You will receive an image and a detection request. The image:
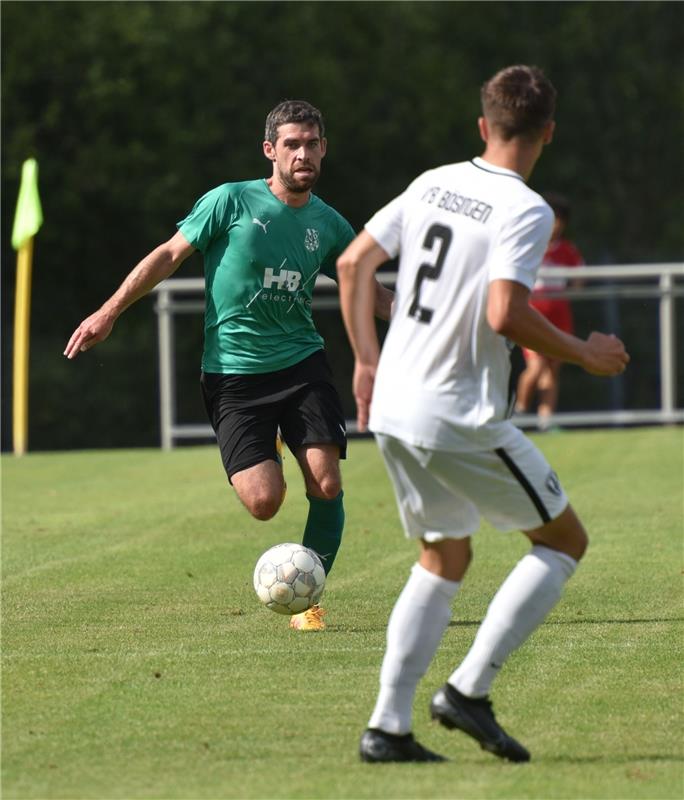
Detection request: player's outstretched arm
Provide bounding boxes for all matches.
[487,279,629,377]
[64,231,195,359]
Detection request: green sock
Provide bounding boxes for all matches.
[301,491,345,576]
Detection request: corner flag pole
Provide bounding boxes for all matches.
[11,158,43,456]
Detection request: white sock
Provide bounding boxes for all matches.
[368,562,460,735]
[450,545,577,698]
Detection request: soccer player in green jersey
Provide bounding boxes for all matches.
[64,100,393,631]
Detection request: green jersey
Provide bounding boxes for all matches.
[177,179,355,374]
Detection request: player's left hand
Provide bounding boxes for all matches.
[581,332,630,376]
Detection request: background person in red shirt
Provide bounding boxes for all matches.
[515,193,584,428]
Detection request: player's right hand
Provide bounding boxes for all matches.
[582,332,630,376]
[353,362,376,433]
[63,310,115,359]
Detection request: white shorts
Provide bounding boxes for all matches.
[375,430,568,542]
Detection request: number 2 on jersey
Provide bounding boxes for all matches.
[408,223,452,324]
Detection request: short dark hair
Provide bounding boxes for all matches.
[264,100,325,144]
[481,65,556,141]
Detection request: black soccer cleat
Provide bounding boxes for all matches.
[430,683,531,763]
[359,728,447,763]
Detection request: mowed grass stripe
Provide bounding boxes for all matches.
[2,427,682,799]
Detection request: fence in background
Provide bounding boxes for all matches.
[153,264,683,449]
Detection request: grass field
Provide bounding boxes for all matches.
[2,427,683,800]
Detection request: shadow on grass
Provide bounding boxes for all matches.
[323,616,683,634]
[539,753,683,764]
[327,617,684,636]
[448,616,684,628]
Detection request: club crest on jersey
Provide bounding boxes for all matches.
[304,228,319,252]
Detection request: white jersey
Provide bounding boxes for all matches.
[366,157,554,452]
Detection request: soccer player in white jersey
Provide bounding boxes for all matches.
[337,65,629,762]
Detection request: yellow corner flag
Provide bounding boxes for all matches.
[12,158,43,455]
[12,158,43,249]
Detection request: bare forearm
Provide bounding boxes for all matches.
[339,262,380,364]
[101,243,182,321]
[487,279,629,376]
[338,231,391,363]
[64,232,193,359]
[503,305,585,365]
[373,280,394,322]
[338,232,392,431]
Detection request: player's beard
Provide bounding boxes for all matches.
[278,163,319,193]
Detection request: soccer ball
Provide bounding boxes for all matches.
[253,543,326,615]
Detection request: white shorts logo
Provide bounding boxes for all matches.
[545,470,562,496]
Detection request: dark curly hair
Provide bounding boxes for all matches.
[264,100,325,144]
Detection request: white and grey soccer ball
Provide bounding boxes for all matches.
[253,542,326,615]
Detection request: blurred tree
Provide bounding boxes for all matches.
[2,1,682,450]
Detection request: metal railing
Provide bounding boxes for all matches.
[153,264,683,449]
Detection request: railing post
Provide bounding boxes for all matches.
[156,287,176,450]
[659,273,675,417]
[152,266,683,444]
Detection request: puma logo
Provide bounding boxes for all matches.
[252,217,271,234]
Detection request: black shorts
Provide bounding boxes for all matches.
[201,349,347,481]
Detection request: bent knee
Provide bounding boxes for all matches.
[249,501,280,521]
[307,475,342,501]
[236,487,285,521]
[526,505,589,562]
[563,509,589,561]
[246,497,281,521]
[574,526,589,560]
[420,537,472,582]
